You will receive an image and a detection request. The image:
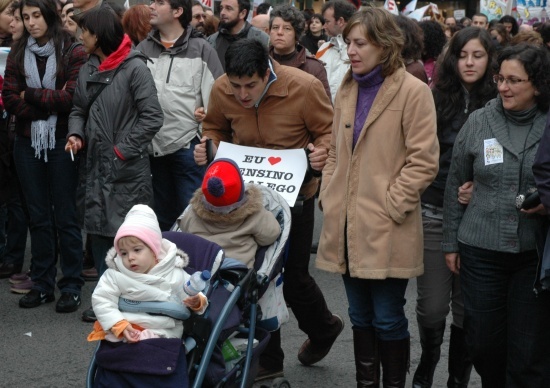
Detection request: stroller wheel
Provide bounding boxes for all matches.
[271,377,291,388]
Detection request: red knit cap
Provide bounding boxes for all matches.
[202,158,245,211]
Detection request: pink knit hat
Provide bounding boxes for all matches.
[114,204,162,258]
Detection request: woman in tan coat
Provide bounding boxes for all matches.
[316,9,439,388]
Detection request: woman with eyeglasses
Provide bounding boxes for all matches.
[442,43,550,386]
[413,27,497,388]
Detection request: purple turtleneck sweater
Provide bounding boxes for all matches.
[352,65,384,148]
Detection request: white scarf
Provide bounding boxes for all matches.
[24,36,58,161]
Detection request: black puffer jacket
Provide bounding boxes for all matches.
[68,50,163,236]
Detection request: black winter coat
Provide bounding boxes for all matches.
[68,50,163,236]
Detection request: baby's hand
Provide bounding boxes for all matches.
[184,294,202,310]
[123,326,141,343]
[184,292,208,314]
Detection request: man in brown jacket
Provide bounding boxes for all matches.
[194,39,343,381]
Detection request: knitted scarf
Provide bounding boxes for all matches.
[24,37,57,161]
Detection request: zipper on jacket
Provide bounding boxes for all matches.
[166,56,174,83]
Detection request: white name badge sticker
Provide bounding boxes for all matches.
[484,138,504,166]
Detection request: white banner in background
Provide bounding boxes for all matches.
[516,0,549,25]
[480,0,515,21]
[402,0,417,15]
[384,0,400,15]
[215,142,308,207]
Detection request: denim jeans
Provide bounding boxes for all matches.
[343,274,409,341]
[14,136,83,295]
[150,137,205,231]
[459,243,550,387]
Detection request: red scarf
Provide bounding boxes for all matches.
[98,34,132,72]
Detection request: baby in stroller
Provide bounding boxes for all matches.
[179,158,281,268]
[86,163,291,387]
[178,158,292,386]
[88,204,207,343]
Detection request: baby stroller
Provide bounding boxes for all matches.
[175,184,292,387]
[86,186,291,388]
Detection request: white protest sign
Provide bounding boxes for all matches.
[215,142,308,207]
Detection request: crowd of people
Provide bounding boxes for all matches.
[1,0,550,386]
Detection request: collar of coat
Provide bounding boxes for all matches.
[87,49,146,75]
[483,96,546,157]
[338,67,414,150]
[222,59,286,104]
[146,25,201,54]
[328,35,346,51]
[269,44,316,69]
[189,183,265,224]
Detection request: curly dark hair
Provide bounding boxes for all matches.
[394,15,423,61]
[419,20,446,60]
[434,27,497,124]
[498,15,519,36]
[269,4,305,40]
[498,44,550,111]
[499,15,519,36]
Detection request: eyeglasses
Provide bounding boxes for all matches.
[493,75,530,86]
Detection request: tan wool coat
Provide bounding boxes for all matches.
[316,68,439,279]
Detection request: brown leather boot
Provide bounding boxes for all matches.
[353,327,380,387]
[379,337,410,388]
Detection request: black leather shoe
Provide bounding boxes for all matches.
[0,262,23,279]
[56,292,81,313]
[81,306,97,322]
[19,289,55,308]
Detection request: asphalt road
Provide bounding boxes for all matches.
[0,205,481,388]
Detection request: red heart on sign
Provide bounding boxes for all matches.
[268,157,282,165]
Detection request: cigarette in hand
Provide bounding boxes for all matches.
[70,147,74,162]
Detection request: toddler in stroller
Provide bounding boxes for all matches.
[178,158,292,384]
[88,204,207,344]
[179,158,282,269]
[86,205,210,387]
[86,160,291,387]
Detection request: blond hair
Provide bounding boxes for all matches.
[343,8,404,79]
